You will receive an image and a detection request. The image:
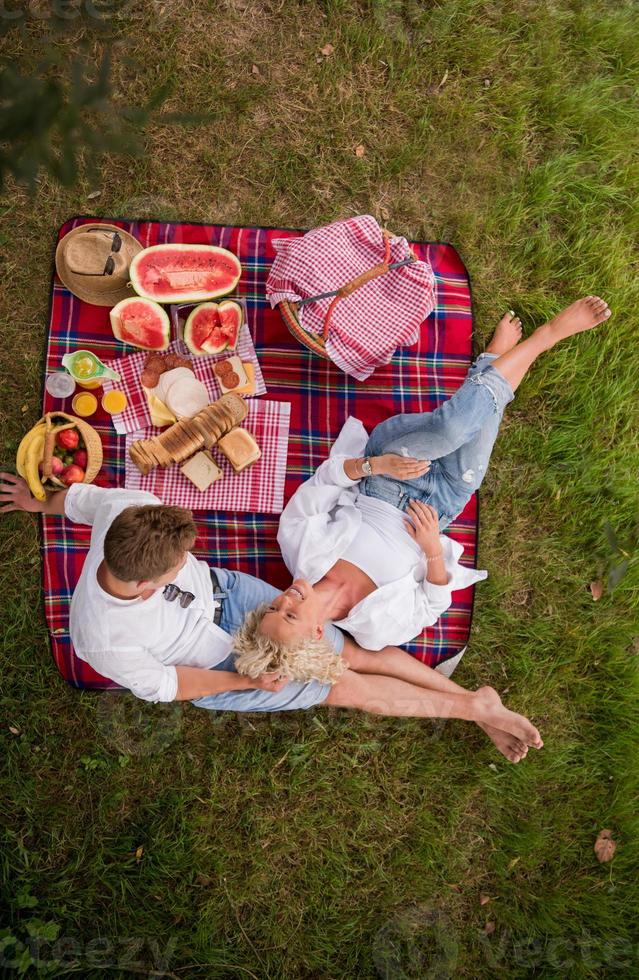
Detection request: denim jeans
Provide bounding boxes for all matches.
[360,354,514,529]
[190,567,342,712]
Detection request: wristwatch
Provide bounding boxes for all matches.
[361,457,373,477]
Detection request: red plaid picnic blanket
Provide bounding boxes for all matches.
[102,328,266,435]
[124,399,290,513]
[42,217,478,690]
[267,215,436,380]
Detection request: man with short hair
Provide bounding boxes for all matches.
[1,475,542,763]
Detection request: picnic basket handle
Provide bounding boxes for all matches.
[322,232,393,339]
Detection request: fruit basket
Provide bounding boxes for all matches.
[16,411,103,500]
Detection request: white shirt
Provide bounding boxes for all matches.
[277,417,486,649]
[342,494,424,586]
[66,484,233,702]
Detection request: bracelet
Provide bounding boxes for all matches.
[425,552,443,562]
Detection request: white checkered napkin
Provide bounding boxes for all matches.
[102,326,266,435]
[124,399,291,514]
[267,214,436,381]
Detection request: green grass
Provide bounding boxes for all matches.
[1,1,639,976]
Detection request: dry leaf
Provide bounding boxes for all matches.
[320,43,334,57]
[21,403,29,413]
[446,883,461,892]
[355,144,365,158]
[135,845,144,863]
[594,829,616,863]
[9,725,20,735]
[483,78,491,88]
[439,69,449,88]
[196,873,213,886]
[590,580,604,601]
[507,857,520,870]
[484,921,496,935]
[87,190,102,200]
[479,894,491,906]
[251,64,260,76]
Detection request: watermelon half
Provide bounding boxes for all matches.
[129,244,242,303]
[110,297,170,350]
[184,300,243,356]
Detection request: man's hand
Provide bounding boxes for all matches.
[372,454,431,481]
[252,670,290,693]
[403,499,441,556]
[0,472,43,514]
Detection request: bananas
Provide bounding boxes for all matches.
[16,421,46,479]
[15,420,48,501]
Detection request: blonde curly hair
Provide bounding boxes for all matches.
[233,602,347,685]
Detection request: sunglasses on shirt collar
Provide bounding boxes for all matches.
[163,583,195,608]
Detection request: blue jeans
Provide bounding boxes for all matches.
[191,568,343,713]
[360,355,514,529]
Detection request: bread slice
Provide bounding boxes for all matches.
[216,427,261,473]
[218,392,247,425]
[180,451,223,492]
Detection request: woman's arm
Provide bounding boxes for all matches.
[403,499,448,585]
[343,455,431,482]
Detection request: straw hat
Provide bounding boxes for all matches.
[55,223,143,307]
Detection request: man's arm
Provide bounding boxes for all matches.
[174,666,287,701]
[0,473,68,516]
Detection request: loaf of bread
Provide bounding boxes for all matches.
[129,392,247,476]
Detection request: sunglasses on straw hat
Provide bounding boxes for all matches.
[55,222,143,307]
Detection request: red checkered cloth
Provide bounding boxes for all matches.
[101,329,266,435]
[42,217,478,690]
[125,399,290,513]
[267,214,436,380]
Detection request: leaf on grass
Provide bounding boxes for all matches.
[507,857,520,870]
[594,829,616,863]
[483,77,491,88]
[196,873,213,886]
[135,845,144,863]
[590,580,603,601]
[484,921,496,935]
[439,69,449,88]
[21,403,29,413]
[251,65,260,76]
[479,894,491,906]
[355,144,365,157]
[320,43,335,57]
[87,190,101,200]
[9,725,20,735]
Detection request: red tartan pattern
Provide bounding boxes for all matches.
[41,218,478,690]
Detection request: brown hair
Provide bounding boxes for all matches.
[103,504,196,582]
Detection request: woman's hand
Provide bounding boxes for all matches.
[372,454,431,481]
[0,473,43,514]
[403,499,441,556]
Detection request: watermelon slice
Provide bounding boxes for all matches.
[184,300,243,356]
[129,244,242,303]
[217,301,242,352]
[110,297,170,350]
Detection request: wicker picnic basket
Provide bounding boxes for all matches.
[277,230,416,359]
[40,411,103,483]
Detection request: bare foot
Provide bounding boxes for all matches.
[474,686,543,749]
[485,310,523,355]
[543,295,611,344]
[478,722,529,763]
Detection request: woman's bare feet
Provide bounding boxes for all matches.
[477,722,529,763]
[542,295,611,345]
[485,310,523,355]
[474,686,543,749]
